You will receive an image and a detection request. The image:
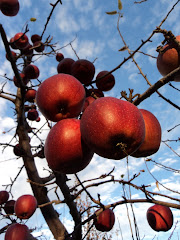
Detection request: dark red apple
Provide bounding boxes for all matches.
[44,118,94,174]
[131,109,161,157]
[33,41,45,53]
[56,52,64,62]
[13,32,29,49]
[96,71,115,91]
[57,58,75,74]
[31,34,41,43]
[27,109,39,121]
[25,89,37,103]
[80,97,145,160]
[6,51,17,61]
[86,88,104,98]
[94,209,115,232]
[36,73,86,122]
[71,59,95,85]
[4,200,15,214]
[24,64,40,79]
[82,96,96,112]
[13,144,24,156]
[5,223,29,240]
[36,116,40,122]
[0,190,9,205]
[14,194,37,219]
[21,43,33,56]
[9,37,18,49]
[0,0,19,17]
[13,73,29,87]
[147,204,173,232]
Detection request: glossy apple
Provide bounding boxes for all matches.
[25,89,36,103]
[36,73,86,122]
[44,118,94,174]
[4,200,16,214]
[13,73,29,87]
[0,0,19,16]
[71,59,95,85]
[96,71,115,91]
[94,209,115,232]
[0,190,9,205]
[131,109,161,157]
[56,52,64,62]
[24,64,40,79]
[80,97,145,160]
[27,109,39,121]
[157,35,180,82]
[13,32,29,49]
[147,204,173,232]
[14,194,37,219]
[5,223,29,240]
[57,58,75,74]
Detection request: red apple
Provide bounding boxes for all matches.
[71,59,95,85]
[0,0,19,17]
[157,35,180,82]
[82,96,96,112]
[6,51,17,61]
[36,116,40,122]
[131,109,161,157]
[27,109,39,121]
[57,58,75,74]
[31,34,41,43]
[14,194,37,219]
[94,209,115,232]
[13,32,29,49]
[25,89,37,103]
[36,73,86,122]
[13,73,29,87]
[33,41,45,53]
[24,64,40,79]
[87,88,104,98]
[21,43,33,56]
[96,71,115,91]
[4,200,16,214]
[0,190,9,205]
[56,52,64,62]
[147,204,173,232]
[5,223,29,240]
[9,37,18,49]
[80,97,145,160]
[44,118,94,174]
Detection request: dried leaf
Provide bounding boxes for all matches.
[156,181,160,191]
[30,18,36,22]
[118,0,123,10]
[118,46,128,52]
[106,11,117,15]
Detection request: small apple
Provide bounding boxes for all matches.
[71,59,95,85]
[80,97,145,160]
[31,34,41,43]
[0,0,19,17]
[36,116,41,122]
[0,190,9,205]
[5,223,29,240]
[87,88,104,98]
[56,52,64,62]
[82,96,96,112]
[33,41,45,53]
[96,71,115,91]
[44,118,94,174]
[27,109,39,121]
[13,73,29,87]
[147,204,173,232]
[13,32,29,49]
[57,58,75,74]
[14,194,37,219]
[21,43,33,56]
[13,144,24,157]
[24,64,40,79]
[94,209,115,232]
[6,51,17,61]
[4,200,16,214]
[25,89,37,103]
[36,73,86,122]
[131,109,161,158]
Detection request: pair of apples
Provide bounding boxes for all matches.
[35,73,162,174]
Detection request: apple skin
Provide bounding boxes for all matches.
[33,41,45,53]
[14,194,37,219]
[4,200,16,214]
[44,118,94,174]
[13,32,29,49]
[31,34,41,43]
[131,109,161,158]
[13,144,24,156]
[5,223,29,240]
[82,96,96,112]
[71,59,95,85]
[21,43,33,56]
[27,109,39,121]
[86,88,104,98]
[6,51,17,61]
[94,209,115,232]
[13,73,29,87]
[0,0,19,17]
[56,52,64,62]
[36,73,86,122]
[96,71,115,91]
[25,89,37,103]
[0,190,9,205]
[157,35,180,82]
[57,58,75,74]
[24,64,40,79]
[147,204,173,232]
[80,97,145,160]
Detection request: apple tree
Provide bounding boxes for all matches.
[0,0,180,239]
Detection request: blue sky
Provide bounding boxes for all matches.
[0,0,180,239]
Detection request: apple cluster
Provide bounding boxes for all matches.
[0,0,19,17]
[0,190,38,239]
